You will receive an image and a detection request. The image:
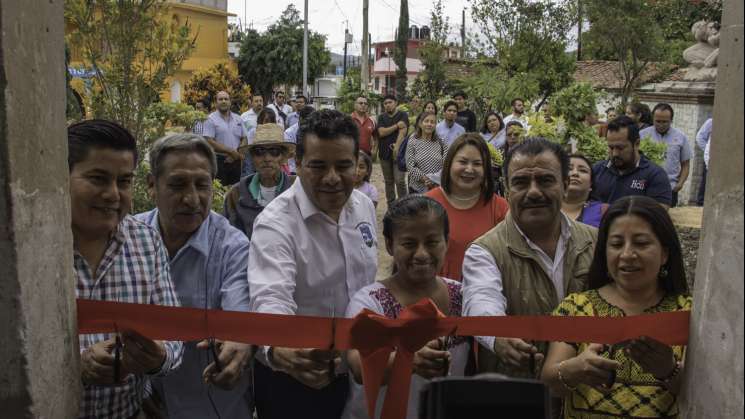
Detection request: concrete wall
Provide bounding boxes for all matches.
[0,0,80,416]
[679,0,744,416]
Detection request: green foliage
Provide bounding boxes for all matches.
[65,0,196,140]
[237,5,331,100]
[572,124,608,163]
[487,144,504,167]
[582,0,667,106]
[640,136,668,166]
[469,0,576,103]
[394,0,410,101]
[132,161,230,215]
[551,83,603,125]
[526,114,566,143]
[140,102,206,149]
[458,65,540,122]
[336,68,381,114]
[183,63,252,113]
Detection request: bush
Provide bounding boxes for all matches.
[183,63,251,113]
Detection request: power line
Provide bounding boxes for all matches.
[377,0,425,27]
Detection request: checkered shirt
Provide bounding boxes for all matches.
[75,215,183,419]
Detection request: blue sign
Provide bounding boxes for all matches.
[68,66,97,79]
[335,65,344,76]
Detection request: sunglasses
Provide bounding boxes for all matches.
[251,147,283,157]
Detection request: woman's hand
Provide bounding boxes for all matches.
[562,343,620,390]
[625,336,676,380]
[413,339,450,379]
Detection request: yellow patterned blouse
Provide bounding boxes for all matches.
[553,289,692,419]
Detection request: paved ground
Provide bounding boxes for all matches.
[369,162,393,281]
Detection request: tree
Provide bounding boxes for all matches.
[394,0,410,101]
[469,0,576,108]
[65,0,195,140]
[237,5,331,100]
[183,63,252,113]
[582,0,723,67]
[336,68,381,114]
[411,0,450,100]
[583,0,666,107]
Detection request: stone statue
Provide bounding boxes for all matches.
[683,20,720,81]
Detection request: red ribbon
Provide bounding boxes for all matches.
[77,298,690,419]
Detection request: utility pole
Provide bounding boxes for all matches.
[344,28,349,79]
[461,8,466,57]
[361,0,369,92]
[577,0,583,61]
[302,0,309,99]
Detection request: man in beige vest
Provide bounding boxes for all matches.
[462,138,597,378]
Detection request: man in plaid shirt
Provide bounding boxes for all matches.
[68,120,184,419]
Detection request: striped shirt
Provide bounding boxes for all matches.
[75,215,183,419]
[405,135,448,193]
[192,119,205,136]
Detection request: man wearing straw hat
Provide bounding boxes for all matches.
[225,124,297,239]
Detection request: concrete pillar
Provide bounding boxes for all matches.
[679,0,744,417]
[0,1,80,417]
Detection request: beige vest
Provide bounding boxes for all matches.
[474,213,597,377]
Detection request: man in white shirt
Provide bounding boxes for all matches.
[462,138,596,378]
[203,91,248,186]
[435,100,466,146]
[248,109,378,419]
[240,93,264,133]
[503,97,530,132]
[266,91,293,128]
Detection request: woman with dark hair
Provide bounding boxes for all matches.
[541,195,690,418]
[354,151,379,207]
[426,133,509,281]
[625,102,652,131]
[405,111,448,193]
[480,111,506,150]
[562,154,607,228]
[343,195,468,419]
[423,100,438,117]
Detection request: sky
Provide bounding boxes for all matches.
[227,0,472,55]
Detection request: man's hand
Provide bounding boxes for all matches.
[120,330,166,376]
[271,347,341,390]
[413,339,450,379]
[197,340,254,390]
[494,338,544,370]
[226,150,242,163]
[396,121,407,131]
[673,184,683,193]
[81,338,119,385]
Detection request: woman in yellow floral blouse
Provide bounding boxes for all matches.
[541,196,691,418]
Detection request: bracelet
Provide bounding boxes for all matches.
[557,360,577,391]
[657,361,682,386]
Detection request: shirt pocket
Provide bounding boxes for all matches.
[232,123,244,138]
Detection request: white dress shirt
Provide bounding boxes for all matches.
[462,215,571,351]
[247,180,379,363]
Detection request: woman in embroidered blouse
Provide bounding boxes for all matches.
[562,154,607,228]
[405,111,448,193]
[541,196,691,419]
[343,195,468,419]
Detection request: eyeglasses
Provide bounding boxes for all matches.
[251,147,283,157]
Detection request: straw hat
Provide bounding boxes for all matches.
[238,124,295,156]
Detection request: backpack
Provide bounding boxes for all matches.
[396,135,411,172]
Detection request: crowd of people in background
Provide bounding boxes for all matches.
[70,86,713,418]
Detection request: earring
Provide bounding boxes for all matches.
[658,266,669,279]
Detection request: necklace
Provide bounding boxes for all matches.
[448,191,481,201]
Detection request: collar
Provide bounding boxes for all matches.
[249,172,286,201]
[605,154,647,174]
[146,208,211,256]
[294,180,359,222]
[352,112,370,123]
[510,212,571,253]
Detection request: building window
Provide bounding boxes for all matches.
[375,77,380,91]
